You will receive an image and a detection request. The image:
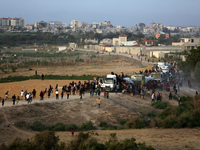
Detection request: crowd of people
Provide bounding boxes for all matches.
[0,60,199,107]
[0,80,111,106]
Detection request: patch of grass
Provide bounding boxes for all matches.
[0,74,104,83]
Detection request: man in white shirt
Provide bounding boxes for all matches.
[56,90,59,99]
[20,90,24,100]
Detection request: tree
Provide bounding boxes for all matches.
[194,62,200,81]
[57,26,63,33]
[186,47,200,69]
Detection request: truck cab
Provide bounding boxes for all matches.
[102,74,117,91]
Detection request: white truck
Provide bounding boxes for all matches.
[153,62,169,73]
[102,74,117,91]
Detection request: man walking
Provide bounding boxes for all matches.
[56,90,59,99]
[20,90,24,100]
[12,94,16,105]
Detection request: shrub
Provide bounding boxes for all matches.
[34,131,60,150]
[53,122,66,131]
[65,124,78,131]
[179,112,191,127]
[189,109,200,127]
[151,101,169,109]
[162,115,181,128]
[158,106,176,119]
[119,119,127,125]
[1,131,155,150]
[176,101,191,115]
[147,112,157,119]
[172,95,178,100]
[11,66,16,72]
[134,118,149,129]
[99,121,118,130]
[126,117,149,129]
[102,125,117,130]
[31,121,45,131]
[181,96,189,102]
[99,121,108,127]
[79,121,95,131]
[150,118,163,128]
[105,133,155,150]
[0,131,63,150]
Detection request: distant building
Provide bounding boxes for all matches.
[71,20,81,29]
[81,22,90,29]
[150,23,162,34]
[102,21,111,26]
[180,38,200,50]
[84,38,98,44]
[34,21,48,29]
[0,17,26,27]
[100,38,113,45]
[191,27,200,33]
[141,39,154,46]
[119,34,127,43]
[91,22,100,29]
[113,34,127,46]
[113,34,138,46]
[156,31,169,39]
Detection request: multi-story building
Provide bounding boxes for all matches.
[113,34,127,46]
[34,21,48,29]
[180,38,200,50]
[71,20,81,28]
[0,18,26,27]
[150,23,162,34]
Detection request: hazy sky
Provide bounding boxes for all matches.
[1,0,200,26]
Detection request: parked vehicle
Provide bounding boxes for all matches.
[102,74,117,91]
